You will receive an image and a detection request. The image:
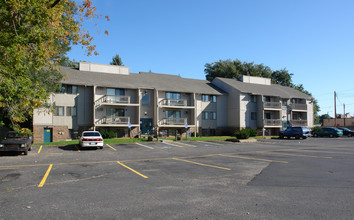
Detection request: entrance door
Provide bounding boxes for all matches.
[140,118,153,135]
[43,128,52,143]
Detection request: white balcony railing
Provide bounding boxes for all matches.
[96,116,130,125]
[160,118,187,125]
[289,103,307,110]
[160,99,187,107]
[264,119,282,126]
[96,95,131,104]
[263,102,281,109]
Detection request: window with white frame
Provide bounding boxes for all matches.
[66,106,77,116]
[107,88,125,96]
[210,112,217,120]
[202,111,209,120]
[210,95,216,103]
[165,92,181,99]
[202,94,209,102]
[55,106,64,116]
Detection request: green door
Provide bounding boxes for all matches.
[43,128,52,143]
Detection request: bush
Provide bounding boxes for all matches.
[311,126,321,133]
[100,129,116,139]
[245,128,258,137]
[235,129,250,139]
[192,132,200,137]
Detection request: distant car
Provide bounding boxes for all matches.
[312,127,343,137]
[337,127,354,137]
[79,131,104,149]
[279,126,312,139]
[0,131,32,155]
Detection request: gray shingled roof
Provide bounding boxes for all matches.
[60,67,225,95]
[215,77,312,99]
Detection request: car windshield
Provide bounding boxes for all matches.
[83,132,101,137]
[340,128,350,131]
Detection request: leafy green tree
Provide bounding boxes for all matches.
[110,54,123,66]
[319,114,331,124]
[0,0,109,129]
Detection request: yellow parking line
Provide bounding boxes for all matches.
[172,158,231,170]
[117,161,148,178]
[136,143,154,149]
[106,144,117,151]
[74,145,81,152]
[38,164,53,187]
[38,145,43,154]
[219,154,288,163]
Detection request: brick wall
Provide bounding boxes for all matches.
[33,125,68,143]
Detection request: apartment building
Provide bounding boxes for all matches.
[212,76,314,136]
[33,62,314,142]
[33,62,227,143]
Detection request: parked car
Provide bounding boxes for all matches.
[279,126,312,139]
[0,131,32,155]
[337,127,354,137]
[79,131,104,149]
[312,127,343,137]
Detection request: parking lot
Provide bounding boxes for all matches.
[1,137,354,219]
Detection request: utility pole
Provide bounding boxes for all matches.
[334,91,336,127]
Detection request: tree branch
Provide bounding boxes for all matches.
[50,0,61,8]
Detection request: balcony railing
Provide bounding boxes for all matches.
[263,102,281,109]
[160,99,187,107]
[289,103,307,110]
[96,116,130,125]
[96,95,131,104]
[264,119,282,126]
[291,120,308,126]
[160,117,187,125]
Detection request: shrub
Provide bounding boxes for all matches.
[100,129,116,139]
[245,128,258,137]
[235,129,250,139]
[192,132,200,137]
[311,126,321,133]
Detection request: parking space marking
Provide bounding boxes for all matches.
[173,142,197,148]
[38,145,43,154]
[247,151,332,159]
[117,161,148,178]
[172,158,231,170]
[74,145,81,152]
[285,149,354,155]
[163,142,185,148]
[219,154,288,163]
[106,144,117,151]
[38,164,53,187]
[197,141,223,146]
[135,143,154,149]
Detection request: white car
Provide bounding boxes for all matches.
[79,131,104,149]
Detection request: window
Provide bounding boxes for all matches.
[210,112,217,120]
[202,111,209,120]
[55,106,64,116]
[66,106,77,116]
[251,112,257,120]
[142,93,150,106]
[165,110,181,118]
[251,95,257,103]
[202,94,209,102]
[210,95,217,103]
[107,88,125,96]
[264,96,271,102]
[210,129,216,136]
[60,85,78,94]
[166,92,181,99]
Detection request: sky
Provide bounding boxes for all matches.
[67,0,354,117]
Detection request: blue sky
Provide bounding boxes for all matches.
[68,0,354,116]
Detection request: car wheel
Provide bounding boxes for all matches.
[24,148,28,155]
[329,134,334,138]
[100,146,103,149]
[302,136,307,139]
[313,133,318,137]
[348,133,352,137]
[28,145,32,151]
[279,134,284,139]
[295,134,300,139]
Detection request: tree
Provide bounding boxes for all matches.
[204,59,320,118]
[319,114,331,124]
[110,54,123,66]
[0,0,109,129]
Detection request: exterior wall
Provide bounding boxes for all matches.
[306,100,314,128]
[33,125,68,143]
[77,86,93,127]
[140,89,154,119]
[79,62,129,75]
[323,118,354,129]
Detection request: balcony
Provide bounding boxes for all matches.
[160,117,187,125]
[291,120,308,126]
[95,95,138,106]
[160,98,188,107]
[264,119,282,127]
[289,103,307,111]
[96,116,130,125]
[263,102,281,109]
